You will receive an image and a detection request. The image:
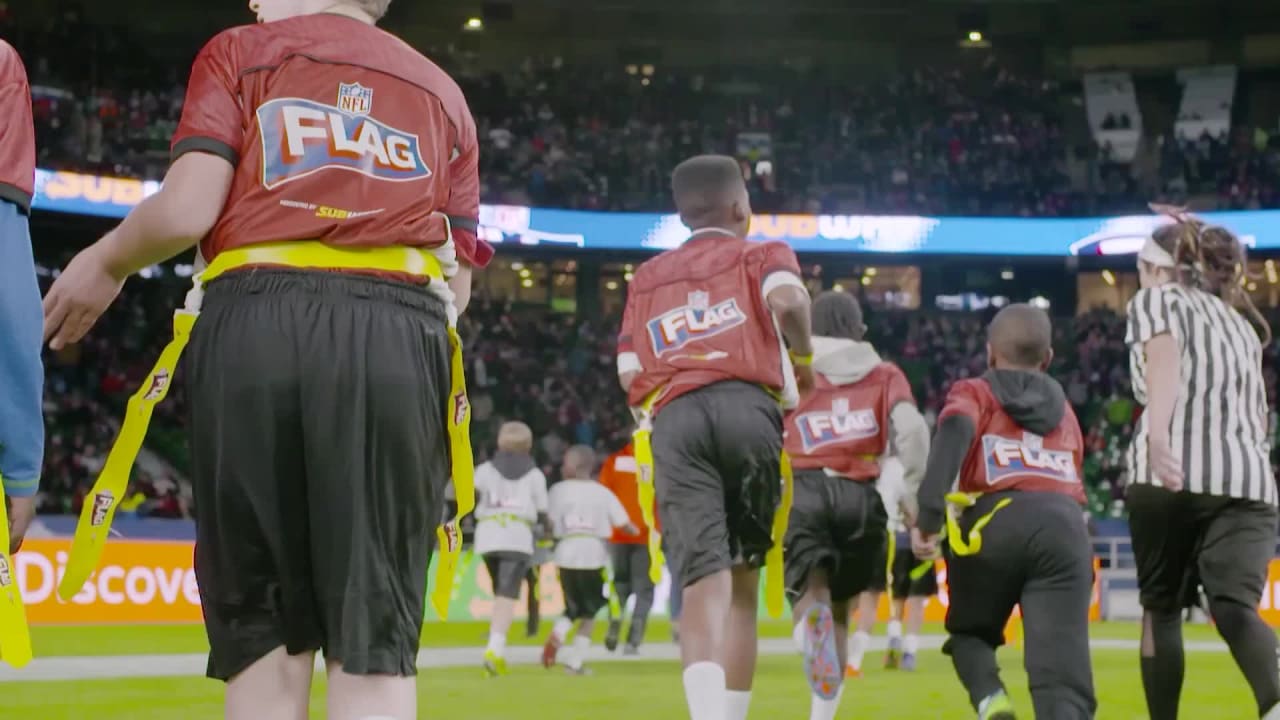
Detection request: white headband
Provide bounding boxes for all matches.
[1138,236,1176,269]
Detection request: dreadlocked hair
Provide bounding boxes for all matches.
[1149,203,1272,344]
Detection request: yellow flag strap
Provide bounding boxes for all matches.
[909,558,934,581]
[763,451,794,619]
[884,527,896,605]
[430,325,474,619]
[57,241,475,620]
[632,427,665,586]
[59,311,194,600]
[603,565,623,618]
[0,476,33,668]
[944,492,1012,557]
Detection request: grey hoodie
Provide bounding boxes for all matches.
[983,368,1066,437]
[491,450,536,480]
[811,336,930,516]
[915,368,1069,535]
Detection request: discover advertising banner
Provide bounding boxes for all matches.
[12,539,1103,626]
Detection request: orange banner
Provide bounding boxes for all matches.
[14,539,202,624]
[1256,560,1280,627]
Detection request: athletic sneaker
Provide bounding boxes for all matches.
[605,619,622,652]
[844,664,862,679]
[977,690,1016,720]
[564,663,594,676]
[541,636,561,669]
[801,603,842,700]
[623,644,640,656]
[884,637,902,669]
[901,653,917,672]
[482,650,507,678]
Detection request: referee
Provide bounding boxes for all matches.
[1125,208,1280,720]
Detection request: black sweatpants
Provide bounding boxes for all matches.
[944,490,1097,719]
[611,543,654,645]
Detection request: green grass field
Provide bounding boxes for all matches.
[1,621,1265,719]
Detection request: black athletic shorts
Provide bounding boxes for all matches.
[869,531,940,598]
[484,551,532,601]
[784,471,888,604]
[652,381,783,588]
[944,490,1094,650]
[560,568,608,621]
[1127,484,1279,613]
[187,270,452,681]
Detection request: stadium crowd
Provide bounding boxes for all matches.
[30,267,1280,520]
[7,10,1280,217]
[11,7,1280,519]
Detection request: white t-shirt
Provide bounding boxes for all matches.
[548,479,630,570]
[473,461,549,556]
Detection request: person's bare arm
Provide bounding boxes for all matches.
[1144,334,1179,444]
[766,284,814,357]
[43,153,233,349]
[617,292,641,393]
[98,153,233,275]
[1144,333,1184,489]
[449,261,473,315]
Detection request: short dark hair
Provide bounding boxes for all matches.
[987,304,1052,368]
[812,290,864,341]
[671,155,745,228]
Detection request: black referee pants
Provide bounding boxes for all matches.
[944,490,1097,719]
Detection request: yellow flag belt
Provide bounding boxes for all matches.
[55,241,476,622]
[631,388,794,619]
[0,472,33,668]
[943,491,1012,557]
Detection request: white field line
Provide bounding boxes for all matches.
[0,636,1233,683]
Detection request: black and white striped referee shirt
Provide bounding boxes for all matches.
[1125,284,1277,505]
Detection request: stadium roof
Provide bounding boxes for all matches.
[18,0,1280,65]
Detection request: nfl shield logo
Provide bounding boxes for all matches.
[337,82,374,115]
[833,398,850,416]
[688,290,709,311]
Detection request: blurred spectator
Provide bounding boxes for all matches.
[15,23,1277,216]
[34,267,1280,519]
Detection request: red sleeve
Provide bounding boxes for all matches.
[0,43,35,207]
[1068,408,1085,474]
[884,364,915,409]
[939,379,984,425]
[756,240,803,288]
[171,33,242,167]
[618,287,638,355]
[443,103,493,268]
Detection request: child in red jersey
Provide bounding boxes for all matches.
[42,2,491,718]
[914,305,1095,720]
